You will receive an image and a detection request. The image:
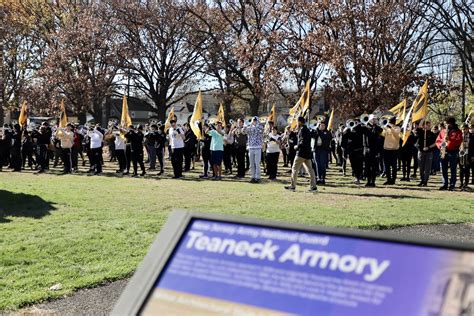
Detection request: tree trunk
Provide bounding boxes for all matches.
[153,97,167,122]
[249,96,260,117]
[0,106,4,126]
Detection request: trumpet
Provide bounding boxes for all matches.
[316,115,325,123]
[360,114,370,125]
[346,119,358,130]
[379,117,390,128]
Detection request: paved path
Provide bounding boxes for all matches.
[16,223,474,315]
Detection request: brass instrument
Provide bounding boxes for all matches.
[345,119,358,131]
[360,114,371,125]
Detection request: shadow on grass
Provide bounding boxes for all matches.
[0,190,56,223]
[317,191,427,199]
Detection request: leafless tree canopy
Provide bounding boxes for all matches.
[1,0,471,123]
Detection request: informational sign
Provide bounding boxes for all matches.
[112,211,474,316]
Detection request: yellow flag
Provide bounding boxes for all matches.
[164,107,175,132]
[18,101,28,128]
[301,80,311,117]
[289,97,302,117]
[389,99,407,125]
[217,103,225,124]
[268,104,276,123]
[120,95,132,128]
[59,99,67,128]
[411,80,429,123]
[401,105,414,146]
[327,108,335,131]
[190,91,203,139]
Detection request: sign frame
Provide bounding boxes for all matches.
[112,209,474,315]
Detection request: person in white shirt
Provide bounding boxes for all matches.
[112,126,127,174]
[266,126,281,180]
[87,125,104,175]
[54,123,74,174]
[168,120,185,178]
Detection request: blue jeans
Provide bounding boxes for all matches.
[148,145,156,169]
[440,150,458,187]
[314,149,329,179]
[249,148,261,179]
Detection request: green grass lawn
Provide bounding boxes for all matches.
[0,163,473,311]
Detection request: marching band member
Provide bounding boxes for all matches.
[156,124,167,175]
[285,116,317,192]
[168,120,185,179]
[145,124,159,171]
[244,116,264,183]
[436,117,463,191]
[311,121,332,185]
[381,117,401,185]
[362,115,383,187]
[183,123,197,172]
[87,125,104,175]
[125,125,146,177]
[266,126,281,180]
[199,123,212,179]
[400,132,416,182]
[231,118,247,179]
[346,122,364,185]
[32,122,52,174]
[415,121,437,187]
[9,124,22,172]
[111,126,127,174]
[54,123,74,174]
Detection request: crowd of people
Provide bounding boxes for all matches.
[0,115,473,192]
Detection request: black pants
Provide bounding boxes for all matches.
[384,149,398,183]
[37,144,49,171]
[224,144,233,172]
[235,146,246,177]
[349,150,364,180]
[364,152,378,185]
[91,147,102,173]
[116,149,126,172]
[61,148,72,173]
[131,150,145,175]
[266,152,279,179]
[125,146,131,172]
[156,147,164,172]
[71,146,80,169]
[171,147,184,178]
[22,148,35,168]
[459,162,471,187]
[401,152,412,179]
[202,150,210,176]
[10,146,22,171]
[184,147,193,171]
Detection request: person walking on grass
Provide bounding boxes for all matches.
[285,116,317,192]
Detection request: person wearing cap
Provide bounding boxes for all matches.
[125,125,146,177]
[285,116,317,192]
[168,120,185,179]
[244,116,264,183]
[436,117,463,190]
[54,123,74,174]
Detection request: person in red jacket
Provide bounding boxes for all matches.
[436,117,463,190]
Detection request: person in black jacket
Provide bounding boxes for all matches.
[183,123,197,172]
[9,124,22,172]
[145,124,158,170]
[346,123,365,184]
[199,123,212,179]
[416,121,437,186]
[32,122,52,173]
[285,117,317,192]
[400,133,416,181]
[155,124,166,175]
[0,124,11,171]
[125,125,146,177]
[311,122,332,184]
[362,117,383,187]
